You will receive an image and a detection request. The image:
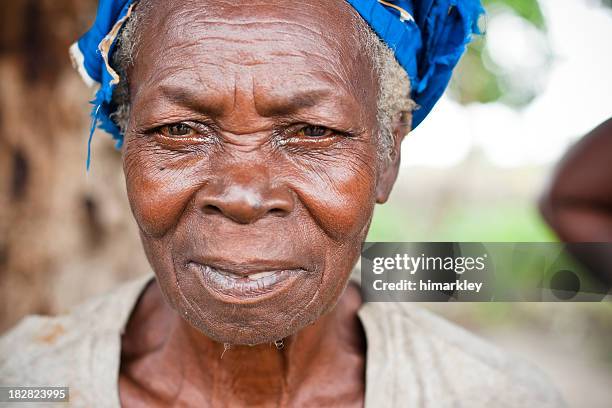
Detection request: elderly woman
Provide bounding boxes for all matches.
[1,0,564,407]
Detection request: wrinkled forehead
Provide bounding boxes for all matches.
[131,0,378,106]
[137,0,366,60]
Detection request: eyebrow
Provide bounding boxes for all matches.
[145,80,359,129]
[158,81,342,113]
[156,83,228,117]
[254,89,334,117]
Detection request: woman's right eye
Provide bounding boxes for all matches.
[159,123,196,138]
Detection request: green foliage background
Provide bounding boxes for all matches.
[449,0,549,108]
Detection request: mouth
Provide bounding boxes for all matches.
[187,261,304,303]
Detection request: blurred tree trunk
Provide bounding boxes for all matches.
[0,0,149,332]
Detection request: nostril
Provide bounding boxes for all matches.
[197,184,294,223]
[268,208,288,217]
[203,204,224,216]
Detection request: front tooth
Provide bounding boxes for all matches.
[248,271,276,280]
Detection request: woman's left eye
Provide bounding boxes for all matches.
[159,123,196,138]
[297,125,333,138]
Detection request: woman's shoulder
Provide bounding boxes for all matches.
[0,274,153,405]
[359,302,567,407]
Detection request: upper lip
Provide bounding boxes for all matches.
[187,257,306,277]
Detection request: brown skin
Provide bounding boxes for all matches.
[540,118,612,284]
[118,0,409,406]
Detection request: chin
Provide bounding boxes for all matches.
[144,235,358,345]
[157,262,334,345]
[184,308,317,346]
[174,289,328,346]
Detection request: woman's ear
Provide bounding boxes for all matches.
[375,111,411,204]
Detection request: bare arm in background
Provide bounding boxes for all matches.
[540,118,612,284]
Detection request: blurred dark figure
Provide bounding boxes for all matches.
[540,118,612,285]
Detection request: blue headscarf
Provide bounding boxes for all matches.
[70,0,483,166]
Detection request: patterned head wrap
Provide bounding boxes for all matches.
[70,0,483,166]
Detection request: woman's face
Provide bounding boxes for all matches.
[122,0,385,345]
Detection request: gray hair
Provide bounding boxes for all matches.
[110,2,413,163]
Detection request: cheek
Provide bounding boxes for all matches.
[123,140,202,238]
[292,150,378,241]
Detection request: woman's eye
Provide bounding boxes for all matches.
[297,125,333,138]
[159,123,196,137]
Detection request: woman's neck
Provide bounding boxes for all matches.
[120,280,366,407]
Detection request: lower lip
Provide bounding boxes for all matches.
[188,262,303,303]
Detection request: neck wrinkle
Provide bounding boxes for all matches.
[162,301,340,405]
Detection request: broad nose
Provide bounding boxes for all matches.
[195,171,294,224]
